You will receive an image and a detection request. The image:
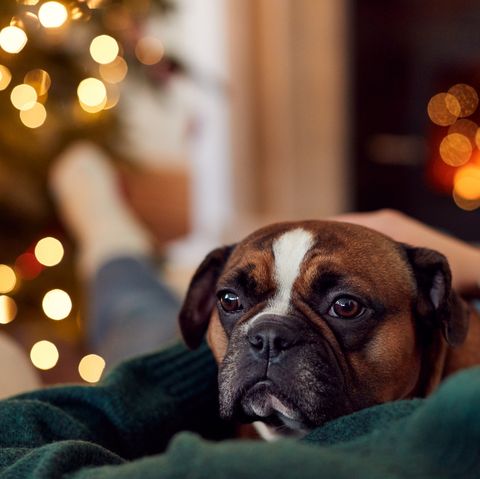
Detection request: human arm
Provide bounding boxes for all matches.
[334,209,480,297]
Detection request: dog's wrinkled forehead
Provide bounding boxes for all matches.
[220,221,415,306]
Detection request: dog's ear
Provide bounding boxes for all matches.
[402,245,469,347]
[179,244,235,349]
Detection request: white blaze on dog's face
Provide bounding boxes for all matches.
[250,228,314,321]
[179,221,469,436]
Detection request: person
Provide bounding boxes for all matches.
[1,144,476,478]
[50,142,181,368]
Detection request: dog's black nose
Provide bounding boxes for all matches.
[248,321,296,360]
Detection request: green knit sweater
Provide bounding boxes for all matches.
[0,341,479,478]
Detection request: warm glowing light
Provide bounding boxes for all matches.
[87,0,106,7]
[0,26,28,54]
[79,98,107,113]
[20,102,47,128]
[77,78,107,107]
[10,84,38,111]
[99,56,128,84]
[78,354,106,383]
[448,119,478,146]
[453,190,480,211]
[135,36,165,65]
[104,84,120,110]
[448,84,479,118]
[0,296,17,324]
[0,265,16,294]
[42,289,72,320]
[17,0,40,5]
[34,237,64,266]
[427,93,461,126]
[30,340,59,370]
[90,35,119,64]
[38,2,68,28]
[15,253,43,280]
[0,65,12,91]
[24,69,51,96]
[454,165,480,200]
[439,133,472,167]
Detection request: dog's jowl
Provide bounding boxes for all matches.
[179,220,476,437]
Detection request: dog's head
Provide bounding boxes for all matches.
[179,221,469,434]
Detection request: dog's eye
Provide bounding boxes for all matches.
[329,297,365,319]
[218,291,243,313]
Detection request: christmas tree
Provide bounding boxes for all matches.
[0,0,183,383]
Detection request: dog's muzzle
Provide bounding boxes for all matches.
[247,319,298,361]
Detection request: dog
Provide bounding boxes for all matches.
[178,220,479,437]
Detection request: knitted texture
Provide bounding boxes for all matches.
[1,341,480,478]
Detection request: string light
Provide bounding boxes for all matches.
[90,34,119,64]
[38,2,68,29]
[439,133,472,167]
[42,289,72,320]
[454,165,480,201]
[104,84,120,110]
[78,354,106,383]
[30,340,59,370]
[77,77,107,109]
[448,84,479,118]
[15,253,43,280]
[10,84,38,111]
[24,69,51,96]
[135,36,165,65]
[34,237,64,266]
[0,265,16,294]
[0,25,28,54]
[20,102,47,128]
[99,56,128,84]
[0,65,12,90]
[427,93,461,126]
[0,296,17,324]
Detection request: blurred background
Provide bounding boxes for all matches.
[0,0,478,386]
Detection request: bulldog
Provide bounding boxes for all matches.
[178,221,479,437]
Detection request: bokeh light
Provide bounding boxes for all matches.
[0,296,17,324]
[90,34,119,64]
[427,93,461,126]
[34,237,64,266]
[135,36,165,65]
[42,289,72,320]
[20,102,47,128]
[78,354,106,383]
[77,77,107,108]
[0,265,16,294]
[24,69,51,96]
[99,56,128,83]
[15,253,43,280]
[10,84,38,111]
[453,165,480,201]
[439,133,472,167]
[104,84,120,110]
[448,119,478,146]
[30,340,59,370]
[0,26,27,54]
[448,84,479,118]
[38,2,68,28]
[453,190,480,211]
[0,65,12,91]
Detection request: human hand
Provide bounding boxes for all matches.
[333,209,480,297]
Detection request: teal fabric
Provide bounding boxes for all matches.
[0,341,480,478]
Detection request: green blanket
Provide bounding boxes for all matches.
[0,341,478,478]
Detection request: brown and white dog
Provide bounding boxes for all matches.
[179,221,479,437]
